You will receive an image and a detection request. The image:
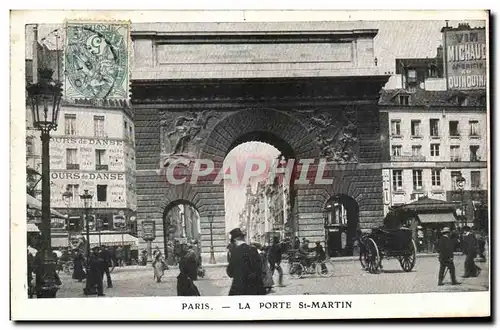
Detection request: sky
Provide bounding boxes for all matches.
[25,19,487,231]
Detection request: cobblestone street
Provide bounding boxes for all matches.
[56,255,489,298]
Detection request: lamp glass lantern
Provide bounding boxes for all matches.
[456,175,466,190]
[27,68,63,133]
[62,186,73,205]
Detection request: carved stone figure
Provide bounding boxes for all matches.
[160,110,216,167]
[293,108,359,163]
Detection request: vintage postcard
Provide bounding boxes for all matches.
[10,10,490,320]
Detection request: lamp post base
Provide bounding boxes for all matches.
[35,251,60,299]
[209,248,216,264]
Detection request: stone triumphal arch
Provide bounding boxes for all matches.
[130,22,389,261]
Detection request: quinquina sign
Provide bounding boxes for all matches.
[142,220,156,241]
[443,25,487,90]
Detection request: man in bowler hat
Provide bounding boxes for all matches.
[437,227,460,286]
[226,228,265,295]
[462,226,481,278]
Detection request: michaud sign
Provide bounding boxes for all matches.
[443,25,487,90]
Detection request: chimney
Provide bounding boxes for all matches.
[436,45,443,59]
[32,24,38,83]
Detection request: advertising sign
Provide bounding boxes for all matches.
[142,220,156,241]
[443,26,487,90]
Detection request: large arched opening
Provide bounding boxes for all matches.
[162,199,201,264]
[323,194,359,257]
[223,131,297,246]
[200,108,321,253]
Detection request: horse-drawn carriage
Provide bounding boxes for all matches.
[359,212,417,274]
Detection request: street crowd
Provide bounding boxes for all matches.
[26,224,486,298]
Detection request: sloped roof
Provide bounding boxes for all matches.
[379,88,486,107]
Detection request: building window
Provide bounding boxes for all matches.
[392,170,403,191]
[470,145,480,162]
[66,184,79,202]
[64,114,77,135]
[408,69,417,83]
[430,144,440,157]
[392,145,402,156]
[458,96,468,106]
[431,169,441,188]
[411,120,421,137]
[95,149,108,170]
[469,120,480,136]
[391,120,401,136]
[129,126,133,140]
[450,145,461,161]
[449,121,460,137]
[66,148,78,169]
[430,119,440,137]
[26,137,34,155]
[412,169,423,191]
[97,185,108,202]
[471,171,481,189]
[399,95,409,105]
[94,115,105,137]
[451,171,462,190]
[412,145,422,156]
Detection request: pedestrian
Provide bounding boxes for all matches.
[268,236,283,286]
[260,246,274,293]
[293,236,300,250]
[177,254,201,296]
[84,246,105,296]
[180,244,199,281]
[315,241,328,274]
[116,246,124,267]
[226,228,265,296]
[437,227,460,286]
[99,245,113,288]
[152,248,166,283]
[462,226,481,278]
[72,249,86,282]
[174,240,182,265]
[27,248,35,298]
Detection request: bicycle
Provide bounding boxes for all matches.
[288,254,334,279]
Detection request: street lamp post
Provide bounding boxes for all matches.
[208,212,216,264]
[62,187,73,247]
[79,189,93,294]
[456,175,466,250]
[27,68,63,298]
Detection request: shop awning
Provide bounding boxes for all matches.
[418,213,456,224]
[27,222,40,233]
[52,234,138,249]
[26,194,67,219]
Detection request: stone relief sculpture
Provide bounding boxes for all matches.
[293,107,359,163]
[160,110,217,167]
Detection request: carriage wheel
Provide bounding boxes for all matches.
[399,239,417,272]
[288,262,304,279]
[365,238,381,274]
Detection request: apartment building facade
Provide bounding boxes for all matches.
[379,88,488,229]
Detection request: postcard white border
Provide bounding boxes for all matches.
[10,9,491,321]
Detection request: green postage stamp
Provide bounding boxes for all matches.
[64,21,130,100]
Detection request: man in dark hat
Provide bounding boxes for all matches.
[437,227,460,286]
[226,228,265,295]
[85,246,105,296]
[99,245,113,288]
[268,236,283,286]
[462,226,481,278]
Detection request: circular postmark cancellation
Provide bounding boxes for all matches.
[65,23,129,100]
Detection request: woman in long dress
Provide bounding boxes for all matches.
[72,250,86,282]
[262,246,274,293]
[152,249,166,283]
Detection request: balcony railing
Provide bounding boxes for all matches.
[96,164,109,171]
[66,164,80,170]
[391,155,426,162]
